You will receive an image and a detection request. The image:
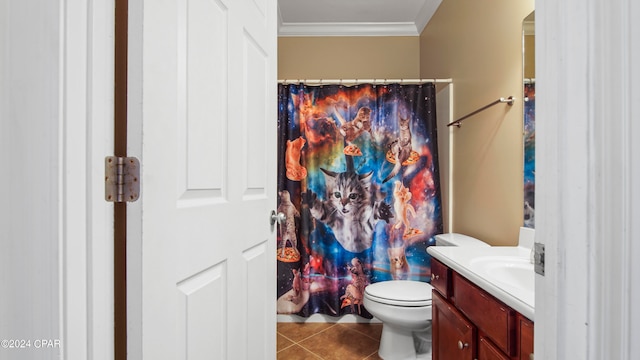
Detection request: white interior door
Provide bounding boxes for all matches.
[126,0,277,359]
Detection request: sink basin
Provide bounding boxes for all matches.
[468,256,535,303]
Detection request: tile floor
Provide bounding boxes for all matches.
[277,322,384,360]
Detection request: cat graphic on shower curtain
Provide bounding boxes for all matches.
[340,257,368,314]
[336,106,373,156]
[383,115,414,183]
[284,136,307,181]
[277,190,300,260]
[304,157,392,253]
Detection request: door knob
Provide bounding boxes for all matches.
[270,211,286,226]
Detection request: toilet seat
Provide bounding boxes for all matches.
[364,280,433,307]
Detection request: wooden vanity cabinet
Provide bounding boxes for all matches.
[431,258,534,360]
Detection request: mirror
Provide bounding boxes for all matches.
[523,11,535,228]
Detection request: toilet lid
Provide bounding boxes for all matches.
[364,280,433,307]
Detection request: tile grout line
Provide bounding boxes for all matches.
[277,329,327,359]
[275,337,296,354]
[295,342,326,360]
[277,332,298,345]
[362,348,380,359]
[277,323,337,358]
[280,323,338,344]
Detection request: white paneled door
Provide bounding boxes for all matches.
[126,0,277,359]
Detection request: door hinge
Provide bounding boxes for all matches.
[105,156,140,202]
[533,242,545,276]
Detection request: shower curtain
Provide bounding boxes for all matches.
[276,82,443,318]
[523,83,535,228]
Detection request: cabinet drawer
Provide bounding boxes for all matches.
[431,258,450,298]
[478,335,510,360]
[452,272,516,356]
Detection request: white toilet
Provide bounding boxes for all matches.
[363,233,489,360]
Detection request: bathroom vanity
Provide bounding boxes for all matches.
[428,246,534,360]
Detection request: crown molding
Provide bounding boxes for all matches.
[276,0,442,37]
[278,21,420,37]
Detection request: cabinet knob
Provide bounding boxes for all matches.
[457,340,469,350]
[431,273,440,281]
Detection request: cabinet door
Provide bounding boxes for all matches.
[519,315,534,360]
[478,335,510,360]
[433,290,475,360]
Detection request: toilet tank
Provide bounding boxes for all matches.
[434,233,490,247]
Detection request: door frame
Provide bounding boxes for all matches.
[63,0,116,359]
[8,0,117,358]
[535,0,640,358]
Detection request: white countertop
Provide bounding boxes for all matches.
[428,246,535,321]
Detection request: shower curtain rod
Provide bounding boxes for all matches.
[277,78,453,85]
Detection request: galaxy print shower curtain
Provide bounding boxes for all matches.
[276,83,443,318]
[523,83,535,228]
